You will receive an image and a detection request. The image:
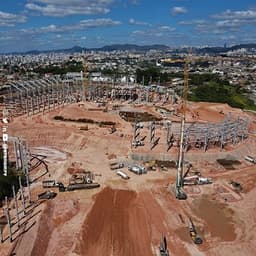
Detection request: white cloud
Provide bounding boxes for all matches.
[159,26,176,32]
[80,18,121,28]
[130,0,139,4]
[131,25,177,38]
[0,11,27,27]
[129,18,149,26]
[180,9,256,37]
[26,0,115,16]
[0,19,121,37]
[171,6,187,16]
[212,9,256,20]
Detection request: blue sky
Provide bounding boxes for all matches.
[0,0,256,52]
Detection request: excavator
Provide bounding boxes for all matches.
[189,218,203,244]
[159,236,170,256]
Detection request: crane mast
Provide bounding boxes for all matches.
[82,51,88,101]
[175,54,189,200]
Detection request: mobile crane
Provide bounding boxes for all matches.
[174,53,190,200]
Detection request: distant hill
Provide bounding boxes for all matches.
[2,43,256,55]
[196,44,256,54]
[4,44,169,55]
[97,44,170,52]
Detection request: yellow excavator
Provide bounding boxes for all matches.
[189,217,203,244]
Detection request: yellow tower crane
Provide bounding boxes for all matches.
[82,51,88,100]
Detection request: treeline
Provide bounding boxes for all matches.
[34,60,83,75]
[136,67,169,84]
[0,152,24,203]
[189,81,256,110]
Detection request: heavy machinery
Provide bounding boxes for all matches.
[244,155,256,164]
[57,181,100,192]
[116,170,130,180]
[110,162,125,170]
[57,171,100,192]
[183,175,212,185]
[128,164,146,175]
[109,125,117,134]
[82,51,88,100]
[42,180,60,188]
[174,54,190,200]
[189,218,203,245]
[38,191,57,200]
[159,236,170,256]
[230,180,243,192]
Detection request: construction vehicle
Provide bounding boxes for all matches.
[128,164,146,175]
[116,171,130,180]
[147,160,156,171]
[132,140,144,147]
[109,125,117,134]
[42,180,60,188]
[189,218,203,245]
[38,191,57,200]
[57,171,100,192]
[244,155,256,164]
[159,236,170,256]
[174,54,190,200]
[230,180,243,192]
[69,172,94,185]
[183,175,212,185]
[110,162,125,170]
[66,183,100,191]
[197,177,212,185]
[57,181,100,192]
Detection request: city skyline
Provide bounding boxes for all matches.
[0,0,256,53]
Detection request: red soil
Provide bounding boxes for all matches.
[77,187,154,256]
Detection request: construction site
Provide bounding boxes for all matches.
[1,57,256,256]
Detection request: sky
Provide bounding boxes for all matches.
[0,0,256,53]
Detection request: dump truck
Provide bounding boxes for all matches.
[189,218,203,245]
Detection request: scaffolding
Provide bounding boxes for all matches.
[131,115,249,151]
[2,76,84,117]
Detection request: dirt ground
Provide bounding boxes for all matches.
[1,101,256,256]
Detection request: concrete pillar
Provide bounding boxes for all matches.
[18,176,26,215]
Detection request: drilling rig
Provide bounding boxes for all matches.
[174,54,190,200]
